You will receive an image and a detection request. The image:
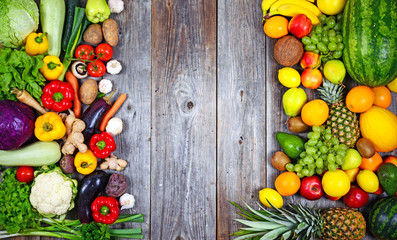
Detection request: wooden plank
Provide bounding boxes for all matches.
[216,1,267,238]
[14,0,152,239]
[150,0,217,239]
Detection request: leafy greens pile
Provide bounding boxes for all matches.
[0,168,41,234]
[0,47,46,103]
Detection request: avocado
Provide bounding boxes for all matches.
[276,132,304,159]
[377,163,397,196]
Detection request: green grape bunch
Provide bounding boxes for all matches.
[301,14,344,63]
[285,125,348,178]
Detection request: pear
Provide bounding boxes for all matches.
[342,149,362,170]
[283,88,307,117]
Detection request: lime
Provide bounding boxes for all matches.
[356,169,379,193]
[278,67,301,88]
[259,188,283,208]
[387,77,397,93]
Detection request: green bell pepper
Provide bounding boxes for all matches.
[85,0,111,23]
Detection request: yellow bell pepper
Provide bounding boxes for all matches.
[75,150,98,175]
[34,112,66,142]
[40,55,64,80]
[25,32,49,56]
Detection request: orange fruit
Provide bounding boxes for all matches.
[346,86,375,113]
[372,86,392,108]
[301,99,329,126]
[384,155,397,167]
[264,16,289,38]
[360,152,383,171]
[275,172,301,196]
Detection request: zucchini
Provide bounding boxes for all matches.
[40,0,66,57]
[62,0,80,51]
[0,141,61,166]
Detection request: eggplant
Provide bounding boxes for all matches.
[77,170,110,224]
[81,98,111,144]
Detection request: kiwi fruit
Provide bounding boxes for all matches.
[356,138,376,158]
[287,116,309,133]
[271,151,291,171]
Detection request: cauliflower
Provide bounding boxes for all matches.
[109,0,124,13]
[29,167,78,217]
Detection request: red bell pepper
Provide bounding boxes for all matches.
[89,132,116,158]
[91,196,119,224]
[41,80,74,112]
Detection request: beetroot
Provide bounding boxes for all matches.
[0,100,35,150]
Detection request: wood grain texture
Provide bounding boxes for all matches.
[216,1,267,239]
[150,0,217,239]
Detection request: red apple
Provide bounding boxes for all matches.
[325,193,341,201]
[343,185,369,208]
[373,185,384,195]
[300,51,320,69]
[300,175,323,200]
[301,68,323,89]
[288,14,312,39]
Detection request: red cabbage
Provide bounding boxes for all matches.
[0,100,35,150]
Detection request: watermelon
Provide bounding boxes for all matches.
[368,196,397,240]
[342,0,397,87]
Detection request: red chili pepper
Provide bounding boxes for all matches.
[41,80,74,112]
[89,132,116,158]
[91,196,119,224]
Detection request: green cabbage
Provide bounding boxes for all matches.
[0,0,39,48]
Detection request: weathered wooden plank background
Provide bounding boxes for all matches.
[15,0,397,239]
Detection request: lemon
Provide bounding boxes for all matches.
[321,169,350,197]
[259,188,283,208]
[356,170,379,193]
[278,67,301,88]
[387,77,397,93]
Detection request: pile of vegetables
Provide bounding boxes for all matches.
[0,0,142,238]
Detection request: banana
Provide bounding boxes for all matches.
[271,4,320,25]
[270,0,322,17]
[262,0,279,13]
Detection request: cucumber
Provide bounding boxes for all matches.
[40,0,66,57]
[62,0,80,51]
[0,141,61,166]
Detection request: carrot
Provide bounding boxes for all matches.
[11,88,47,114]
[65,71,81,118]
[99,93,127,131]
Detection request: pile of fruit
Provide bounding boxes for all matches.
[232,0,397,239]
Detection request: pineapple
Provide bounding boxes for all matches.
[231,201,366,240]
[317,80,360,148]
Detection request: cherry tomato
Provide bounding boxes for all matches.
[75,44,95,60]
[16,166,35,183]
[95,43,113,61]
[87,59,106,77]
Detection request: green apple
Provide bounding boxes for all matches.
[342,149,362,170]
[323,60,346,85]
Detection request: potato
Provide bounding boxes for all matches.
[83,24,103,45]
[79,79,98,105]
[102,18,119,47]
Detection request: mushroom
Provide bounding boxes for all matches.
[71,61,88,79]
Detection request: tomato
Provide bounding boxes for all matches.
[95,43,113,61]
[321,169,350,197]
[75,44,95,60]
[16,166,35,183]
[87,59,106,77]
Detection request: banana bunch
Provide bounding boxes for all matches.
[262,0,321,25]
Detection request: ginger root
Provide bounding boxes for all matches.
[100,154,128,171]
[62,114,88,155]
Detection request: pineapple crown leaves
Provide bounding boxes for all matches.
[317,78,346,105]
[230,201,323,240]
